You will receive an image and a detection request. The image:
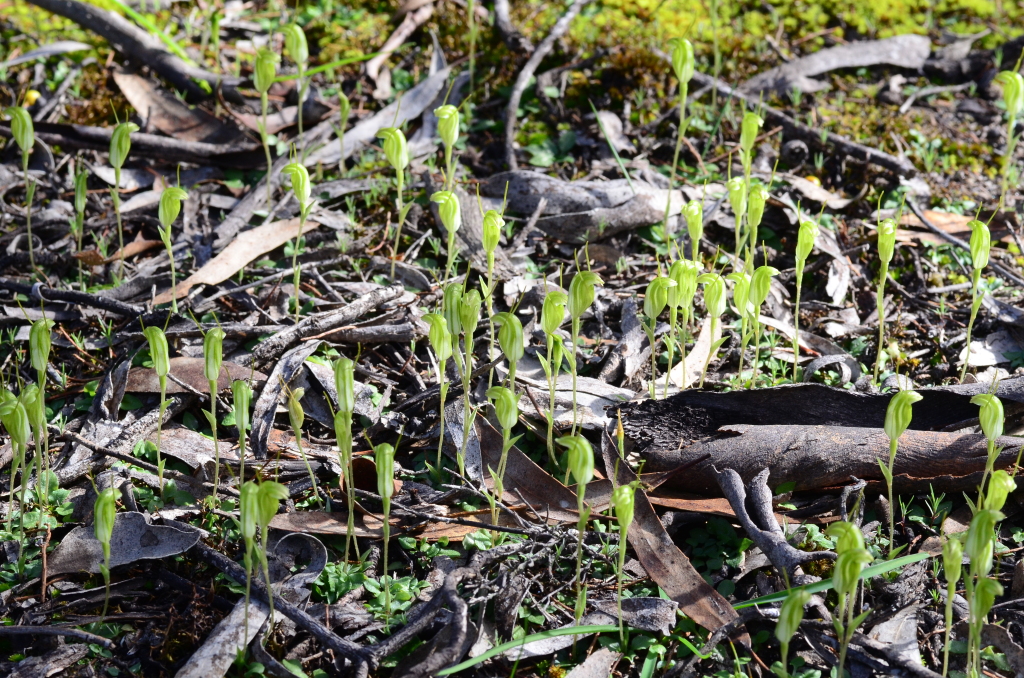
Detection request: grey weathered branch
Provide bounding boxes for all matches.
[503,0,591,169]
[24,0,242,100]
[493,0,534,54]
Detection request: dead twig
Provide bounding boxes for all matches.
[503,0,592,169]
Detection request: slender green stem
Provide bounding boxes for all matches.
[242,547,253,650]
[163,229,178,313]
[545,339,557,467]
[291,209,306,325]
[748,319,762,389]
[486,256,495,389]
[157,377,167,493]
[111,171,125,282]
[209,379,220,503]
[259,548,275,632]
[459,343,473,479]
[700,318,718,388]
[662,83,689,236]
[390,171,404,278]
[260,93,273,210]
[296,67,306,154]
[887,438,897,556]
[793,270,803,382]
[574,486,587,623]
[874,264,889,384]
[570,317,580,435]
[664,309,677,398]
[339,416,356,563]
[295,432,320,506]
[960,269,982,382]
[382,497,392,627]
[22,158,35,273]
[943,580,954,677]
[436,362,448,470]
[100,562,111,621]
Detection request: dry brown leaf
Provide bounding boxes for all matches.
[107,233,163,262]
[73,249,107,267]
[899,209,1015,245]
[112,69,244,145]
[153,217,319,304]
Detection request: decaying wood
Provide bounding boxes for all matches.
[644,424,1024,494]
[740,35,931,95]
[0,120,258,167]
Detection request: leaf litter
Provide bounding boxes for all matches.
[1,1,1024,677]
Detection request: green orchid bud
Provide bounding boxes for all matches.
[255,480,289,533]
[832,548,872,599]
[287,387,305,432]
[282,24,308,66]
[29,318,54,376]
[612,483,636,534]
[740,112,764,156]
[459,288,482,339]
[995,70,1024,116]
[143,326,170,378]
[558,434,594,487]
[965,509,1003,575]
[968,219,991,271]
[493,312,525,364]
[423,313,454,363]
[434,104,460,151]
[0,396,31,449]
[20,383,44,434]
[158,186,188,229]
[644,276,676,320]
[985,470,1016,512]
[5,106,34,155]
[94,487,118,560]
[826,521,865,554]
[727,271,752,319]
[203,327,225,383]
[796,220,819,269]
[972,576,1003,621]
[74,169,88,215]
[971,394,1004,442]
[109,122,139,171]
[943,536,963,585]
[377,127,409,172]
[486,386,519,432]
[775,588,812,646]
[747,183,768,232]
[282,162,311,207]
[253,49,278,96]
[374,442,396,501]
[334,357,355,415]
[430,190,461,235]
[883,390,923,443]
[684,199,703,250]
[443,283,464,337]
[667,259,700,314]
[666,37,695,84]
[568,270,602,320]
[541,290,568,337]
[749,265,780,310]
[482,210,504,255]
[697,273,727,319]
[239,480,259,542]
[232,380,253,433]
[337,86,351,116]
[727,176,746,220]
[877,218,897,266]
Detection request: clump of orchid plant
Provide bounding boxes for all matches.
[109,120,139,281]
[4,106,36,270]
[94,487,118,622]
[560,434,594,624]
[143,325,170,491]
[792,219,818,380]
[158,186,188,313]
[874,217,898,383]
[960,219,990,382]
[880,389,921,555]
[567,266,602,433]
[253,48,279,209]
[334,357,358,562]
[283,161,314,324]
[377,127,411,277]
